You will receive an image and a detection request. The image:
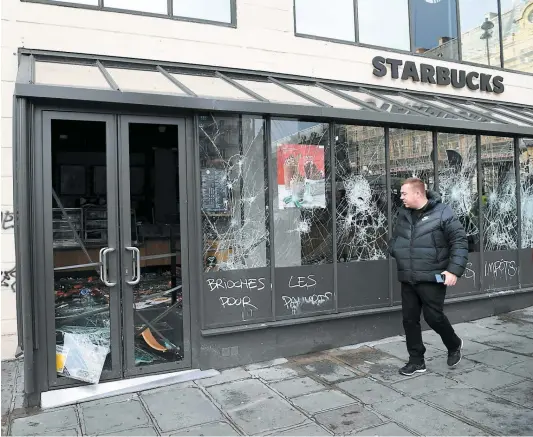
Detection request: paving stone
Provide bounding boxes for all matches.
[24,428,79,436]
[1,361,16,417]
[81,393,139,409]
[207,379,307,435]
[10,407,78,436]
[292,390,356,415]
[101,426,158,436]
[420,387,533,435]
[249,366,300,382]
[372,396,483,436]
[392,373,466,397]
[245,358,288,371]
[170,421,240,436]
[315,404,384,435]
[466,349,527,370]
[452,365,526,391]
[334,347,392,368]
[353,422,414,436]
[271,422,331,436]
[493,380,533,409]
[82,398,150,435]
[475,317,533,339]
[302,359,360,383]
[425,355,483,377]
[349,356,422,383]
[507,308,533,324]
[336,378,403,405]
[451,322,497,340]
[142,386,223,433]
[196,368,251,388]
[504,358,533,379]
[269,376,326,398]
[374,340,445,361]
[473,332,533,355]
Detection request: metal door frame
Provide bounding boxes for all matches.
[118,115,192,377]
[41,110,123,387]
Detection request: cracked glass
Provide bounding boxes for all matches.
[271,120,332,267]
[519,138,533,249]
[481,136,517,251]
[199,114,269,271]
[438,133,480,253]
[335,125,388,262]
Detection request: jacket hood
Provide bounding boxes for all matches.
[427,190,442,208]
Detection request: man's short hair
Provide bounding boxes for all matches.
[402,177,426,194]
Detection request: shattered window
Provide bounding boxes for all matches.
[438,133,480,252]
[335,125,388,261]
[389,129,434,220]
[481,136,517,251]
[520,138,533,249]
[199,114,269,271]
[271,120,333,267]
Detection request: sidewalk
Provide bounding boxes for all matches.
[2,307,533,436]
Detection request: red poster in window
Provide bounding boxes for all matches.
[276,144,326,209]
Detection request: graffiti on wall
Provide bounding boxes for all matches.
[1,211,14,230]
[1,266,16,292]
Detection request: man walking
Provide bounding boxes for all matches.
[390,177,468,376]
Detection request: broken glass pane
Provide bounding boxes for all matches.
[199,114,269,271]
[438,133,480,252]
[389,129,434,220]
[271,119,332,267]
[335,125,388,261]
[520,138,533,249]
[481,136,517,251]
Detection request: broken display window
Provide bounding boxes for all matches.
[335,125,388,262]
[199,114,270,271]
[271,119,333,267]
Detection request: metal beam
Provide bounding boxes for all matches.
[359,87,432,118]
[96,60,119,91]
[157,66,197,97]
[267,77,331,107]
[215,71,269,102]
[476,102,533,126]
[397,92,471,121]
[433,96,506,124]
[15,82,533,137]
[315,82,383,112]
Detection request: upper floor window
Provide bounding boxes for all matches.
[294,0,356,42]
[293,0,533,72]
[27,0,234,25]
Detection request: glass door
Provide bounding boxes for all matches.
[119,116,191,376]
[42,112,123,385]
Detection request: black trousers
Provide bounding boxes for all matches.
[401,282,461,364]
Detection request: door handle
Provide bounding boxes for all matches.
[126,246,141,285]
[101,247,116,287]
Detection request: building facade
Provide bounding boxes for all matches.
[1,0,532,406]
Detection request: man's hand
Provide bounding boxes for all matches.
[441,271,458,286]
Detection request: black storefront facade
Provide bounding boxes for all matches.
[13,49,533,406]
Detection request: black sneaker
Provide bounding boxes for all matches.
[399,362,426,376]
[447,338,463,367]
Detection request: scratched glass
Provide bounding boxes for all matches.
[480,136,517,251]
[389,129,434,225]
[519,138,533,249]
[199,114,269,272]
[335,125,388,262]
[438,133,480,253]
[271,119,333,267]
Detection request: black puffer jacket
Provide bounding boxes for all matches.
[390,191,468,284]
